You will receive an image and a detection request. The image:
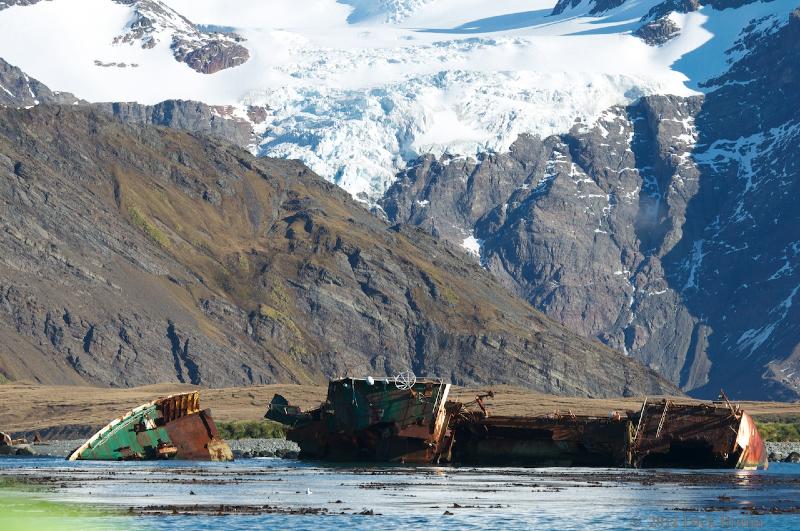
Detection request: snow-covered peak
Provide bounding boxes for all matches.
[110,0,250,74]
[112,0,196,49]
[0,0,796,200]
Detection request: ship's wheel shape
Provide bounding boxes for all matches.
[394,370,417,390]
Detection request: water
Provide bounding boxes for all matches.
[1,457,799,530]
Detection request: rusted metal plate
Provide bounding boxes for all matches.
[278,377,452,464]
[164,409,233,461]
[450,413,633,467]
[631,400,768,470]
[67,392,232,462]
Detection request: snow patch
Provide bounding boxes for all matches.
[462,233,483,260]
[683,239,706,291]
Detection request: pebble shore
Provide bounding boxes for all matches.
[766,442,800,463]
[7,438,299,459]
[3,439,799,463]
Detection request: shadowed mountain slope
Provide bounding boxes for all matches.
[0,105,678,397]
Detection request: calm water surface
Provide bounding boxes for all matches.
[1,457,799,530]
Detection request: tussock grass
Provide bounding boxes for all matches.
[755,417,800,442]
[217,419,287,440]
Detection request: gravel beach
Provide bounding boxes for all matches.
[227,438,300,459]
[7,438,300,459]
[766,442,800,463]
[3,439,798,463]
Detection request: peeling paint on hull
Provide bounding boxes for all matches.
[67,392,232,462]
[270,378,452,464]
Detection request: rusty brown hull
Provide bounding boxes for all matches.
[282,378,453,464]
[164,409,233,461]
[451,415,632,467]
[288,420,450,464]
[631,401,768,470]
[68,392,232,462]
[449,400,769,470]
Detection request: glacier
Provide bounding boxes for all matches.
[0,0,794,200]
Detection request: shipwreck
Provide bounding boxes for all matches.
[270,375,768,470]
[67,391,232,461]
[266,372,453,463]
[629,395,768,470]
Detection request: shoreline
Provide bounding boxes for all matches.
[2,438,798,464]
[1,438,300,460]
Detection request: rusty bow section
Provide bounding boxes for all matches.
[67,392,232,462]
[630,397,768,470]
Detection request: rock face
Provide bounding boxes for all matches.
[2,57,258,150]
[171,35,250,75]
[112,0,250,74]
[635,17,681,46]
[551,0,627,16]
[382,13,800,400]
[0,0,46,10]
[97,100,257,149]
[0,105,677,397]
[0,57,81,107]
[383,97,705,391]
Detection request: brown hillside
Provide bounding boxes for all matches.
[0,106,678,397]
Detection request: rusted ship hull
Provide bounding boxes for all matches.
[630,400,768,470]
[271,377,452,464]
[449,403,769,470]
[67,392,232,462]
[270,378,769,470]
[450,414,632,467]
[288,422,451,463]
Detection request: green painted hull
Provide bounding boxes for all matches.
[68,392,232,461]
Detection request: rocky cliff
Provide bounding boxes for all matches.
[381,10,800,400]
[0,57,81,107]
[0,105,677,396]
[1,58,260,150]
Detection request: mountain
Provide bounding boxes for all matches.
[0,0,251,74]
[0,0,797,400]
[382,6,800,400]
[0,104,677,396]
[1,0,768,199]
[0,57,262,150]
[0,57,81,107]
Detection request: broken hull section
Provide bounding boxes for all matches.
[67,392,232,462]
[631,401,768,470]
[451,415,632,467]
